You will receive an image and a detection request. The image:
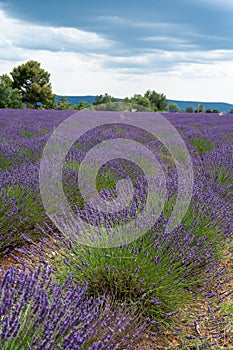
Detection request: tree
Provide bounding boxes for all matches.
[54,97,72,110]
[168,102,180,112]
[11,60,55,108]
[125,94,151,109]
[0,74,24,108]
[144,90,168,111]
[230,108,233,113]
[93,93,118,105]
[184,106,194,113]
[198,104,205,113]
[73,101,90,110]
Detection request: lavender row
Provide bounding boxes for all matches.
[0,263,145,349]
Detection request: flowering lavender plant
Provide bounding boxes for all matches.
[0,109,232,348]
[0,263,145,349]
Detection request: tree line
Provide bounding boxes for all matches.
[0,60,232,113]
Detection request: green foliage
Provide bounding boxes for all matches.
[168,102,180,112]
[184,106,194,113]
[10,60,55,109]
[53,98,91,110]
[230,108,233,113]
[191,125,201,130]
[63,159,80,172]
[53,96,72,110]
[216,166,233,185]
[52,205,223,324]
[0,74,24,108]
[205,107,221,113]
[93,101,143,112]
[190,136,216,155]
[20,146,36,162]
[212,108,220,113]
[73,100,90,110]
[144,90,168,111]
[197,103,204,112]
[124,90,167,111]
[93,93,118,105]
[124,94,151,109]
[39,127,48,134]
[20,129,37,139]
[52,236,194,323]
[0,155,11,171]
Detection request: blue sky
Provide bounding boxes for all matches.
[0,0,233,102]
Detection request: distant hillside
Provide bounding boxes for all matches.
[168,99,233,114]
[56,96,233,113]
[55,96,97,105]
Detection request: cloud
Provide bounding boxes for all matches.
[0,9,114,54]
[0,2,233,103]
[2,0,233,53]
[0,5,233,75]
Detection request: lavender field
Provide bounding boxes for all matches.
[0,109,232,349]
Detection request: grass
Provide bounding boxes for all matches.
[39,127,48,135]
[218,166,233,185]
[73,140,88,152]
[0,155,11,171]
[64,159,80,172]
[190,136,216,155]
[191,125,201,130]
[20,129,37,139]
[20,146,37,162]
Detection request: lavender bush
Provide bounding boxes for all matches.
[0,263,145,349]
[49,113,232,324]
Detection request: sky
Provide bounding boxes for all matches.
[0,0,233,102]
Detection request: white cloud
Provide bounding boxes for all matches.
[0,9,114,53]
[0,7,233,103]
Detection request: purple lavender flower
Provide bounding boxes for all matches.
[0,263,146,349]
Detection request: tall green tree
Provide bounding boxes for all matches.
[10,60,55,109]
[144,90,168,111]
[0,74,24,108]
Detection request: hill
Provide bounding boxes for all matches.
[55,96,97,105]
[168,99,233,113]
[56,96,233,113]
